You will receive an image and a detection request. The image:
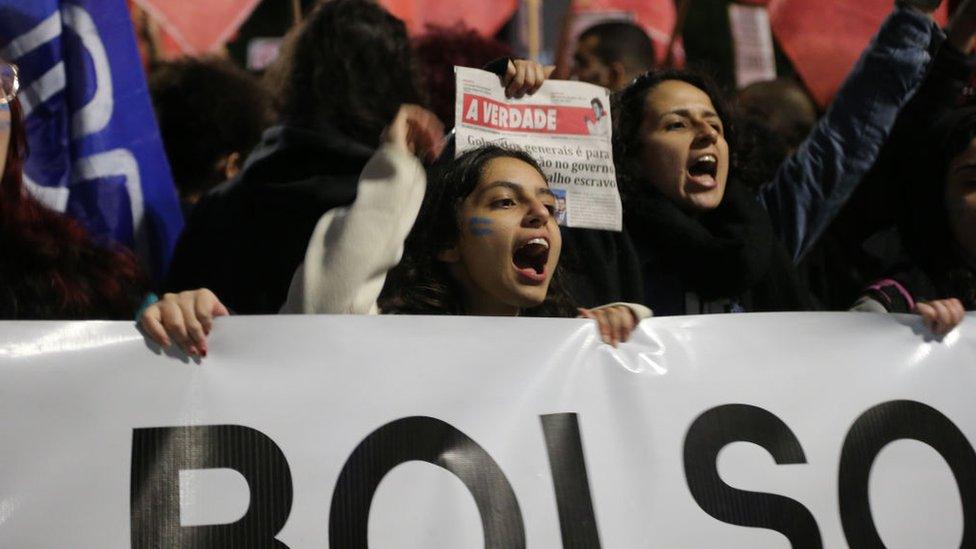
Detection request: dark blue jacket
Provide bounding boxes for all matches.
[637,6,942,316]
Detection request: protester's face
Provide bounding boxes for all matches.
[440,157,562,315]
[572,36,612,89]
[638,80,729,212]
[945,137,976,261]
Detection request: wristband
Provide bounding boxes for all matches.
[134,293,159,322]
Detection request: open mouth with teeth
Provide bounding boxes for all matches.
[512,237,550,283]
[687,154,719,187]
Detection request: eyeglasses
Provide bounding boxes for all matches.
[0,62,19,105]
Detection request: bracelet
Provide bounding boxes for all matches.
[134,293,159,322]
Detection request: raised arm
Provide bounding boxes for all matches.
[759,4,943,262]
[280,106,444,314]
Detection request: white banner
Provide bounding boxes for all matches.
[454,66,621,231]
[1,313,975,547]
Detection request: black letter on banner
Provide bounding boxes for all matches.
[683,404,822,548]
[329,416,525,548]
[839,400,976,548]
[540,413,602,548]
[130,425,293,548]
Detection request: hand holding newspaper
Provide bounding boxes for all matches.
[454,67,622,231]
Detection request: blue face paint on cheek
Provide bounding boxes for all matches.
[468,216,493,236]
[0,102,10,129]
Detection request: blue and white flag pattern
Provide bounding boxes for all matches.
[0,0,183,283]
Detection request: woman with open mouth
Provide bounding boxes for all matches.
[138,105,650,356]
[613,2,949,317]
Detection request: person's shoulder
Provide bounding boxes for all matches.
[185,175,246,224]
[561,227,639,268]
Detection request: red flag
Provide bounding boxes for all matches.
[131,0,261,56]
[378,0,518,36]
[769,0,948,108]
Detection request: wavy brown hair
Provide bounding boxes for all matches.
[279,0,423,147]
[379,145,577,317]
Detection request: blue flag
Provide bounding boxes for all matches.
[0,0,183,284]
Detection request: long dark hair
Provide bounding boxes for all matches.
[0,97,148,319]
[899,107,976,308]
[379,145,577,317]
[279,0,423,147]
[613,69,737,202]
[149,57,273,199]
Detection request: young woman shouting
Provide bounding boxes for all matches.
[140,105,649,355]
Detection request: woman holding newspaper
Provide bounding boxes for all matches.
[140,98,650,356]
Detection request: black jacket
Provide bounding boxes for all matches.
[165,123,373,313]
[560,227,644,308]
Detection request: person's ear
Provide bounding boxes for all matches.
[608,61,629,91]
[221,151,242,180]
[437,245,460,263]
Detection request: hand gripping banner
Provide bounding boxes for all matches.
[0,313,974,547]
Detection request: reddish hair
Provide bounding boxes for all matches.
[413,24,513,126]
[0,98,149,319]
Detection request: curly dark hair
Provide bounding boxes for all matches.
[279,0,423,147]
[150,57,273,200]
[0,97,149,319]
[379,145,577,317]
[613,69,736,201]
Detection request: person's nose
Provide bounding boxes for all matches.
[523,198,550,228]
[692,120,719,147]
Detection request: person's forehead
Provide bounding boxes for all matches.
[949,136,976,170]
[644,80,716,115]
[575,35,601,57]
[477,158,549,192]
[483,156,543,178]
[960,135,976,156]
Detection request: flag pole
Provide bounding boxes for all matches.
[525,0,542,61]
[664,0,693,67]
[291,0,303,27]
[552,1,576,78]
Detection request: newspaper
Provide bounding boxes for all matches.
[454,66,622,231]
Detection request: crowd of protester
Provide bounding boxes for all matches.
[2,0,974,349]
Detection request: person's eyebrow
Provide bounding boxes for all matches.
[476,180,524,199]
[663,108,720,120]
[953,162,976,173]
[476,180,555,201]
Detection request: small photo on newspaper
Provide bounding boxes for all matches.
[454,66,622,232]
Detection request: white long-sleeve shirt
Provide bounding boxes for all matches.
[281,145,425,314]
